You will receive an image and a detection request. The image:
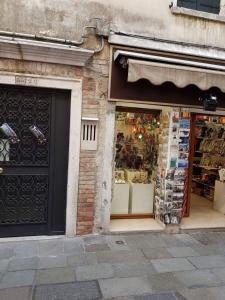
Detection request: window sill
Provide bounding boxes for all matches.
[171,6,225,23]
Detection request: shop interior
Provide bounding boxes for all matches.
[110,107,164,232]
[181,114,225,229]
[109,107,225,232]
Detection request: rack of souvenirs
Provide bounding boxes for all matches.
[154,110,190,225]
[192,116,225,199]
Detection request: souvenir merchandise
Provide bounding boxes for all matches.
[192,115,225,200]
[115,170,126,184]
[154,109,190,224]
[219,169,225,182]
[112,110,160,216]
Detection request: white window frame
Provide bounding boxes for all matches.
[171,0,225,23]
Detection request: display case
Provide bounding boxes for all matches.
[130,182,154,214]
[111,183,130,214]
[213,181,225,214]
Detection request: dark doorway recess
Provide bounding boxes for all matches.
[0,85,70,237]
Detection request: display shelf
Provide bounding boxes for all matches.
[192,178,215,189]
[190,115,225,204]
[192,164,219,171]
[192,191,213,201]
[195,137,224,141]
[195,124,207,127]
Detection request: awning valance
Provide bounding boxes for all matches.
[127,59,225,92]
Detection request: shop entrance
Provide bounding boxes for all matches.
[181,113,225,229]
[110,107,164,232]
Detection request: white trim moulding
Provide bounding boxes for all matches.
[0,36,94,67]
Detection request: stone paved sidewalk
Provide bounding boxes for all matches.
[1,231,225,299]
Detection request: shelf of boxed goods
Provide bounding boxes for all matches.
[192,178,215,190]
[192,164,220,171]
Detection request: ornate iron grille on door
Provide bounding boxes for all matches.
[0,86,50,225]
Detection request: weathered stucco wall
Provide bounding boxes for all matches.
[1,0,225,49]
[1,0,225,235]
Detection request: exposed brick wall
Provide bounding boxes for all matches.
[77,152,96,235]
[77,46,110,235]
[0,42,110,236]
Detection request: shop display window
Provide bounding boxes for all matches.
[112,109,160,216]
[115,110,160,184]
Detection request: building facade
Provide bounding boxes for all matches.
[0,0,225,237]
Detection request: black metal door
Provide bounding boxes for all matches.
[0,85,70,237]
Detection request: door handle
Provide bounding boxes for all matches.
[29,125,47,145]
[0,123,20,144]
[0,167,4,174]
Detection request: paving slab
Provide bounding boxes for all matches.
[124,235,166,250]
[180,286,225,300]
[97,250,147,264]
[113,262,156,278]
[14,241,38,258]
[148,273,185,293]
[190,232,225,246]
[8,257,39,271]
[151,258,195,273]
[99,277,152,298]
[64,238,84,254]
[191,245,225,256]
[160,235,186,248]
[134,292,182,300]
[211,267,225,282]
[0,246,14,260]
[67,252,97,267]
[34,280,101,300]
[106,236,130,251]
[142,247,172,260]
[85,243,110,252]
[0,259,11,273]
[0,270,35,288]
[38,255,67,269]
[36,267,75,284]
[0,286,32,300]
[167,247,200,258]
[173,234,202,246]
[187,255,225,269]
[76,263,114,281]
[105,297,134,300]
[174,269,222,288]
[39,239,64,256]
[84,235,107,245]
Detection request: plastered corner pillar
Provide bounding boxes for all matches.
[99,102,116,233]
